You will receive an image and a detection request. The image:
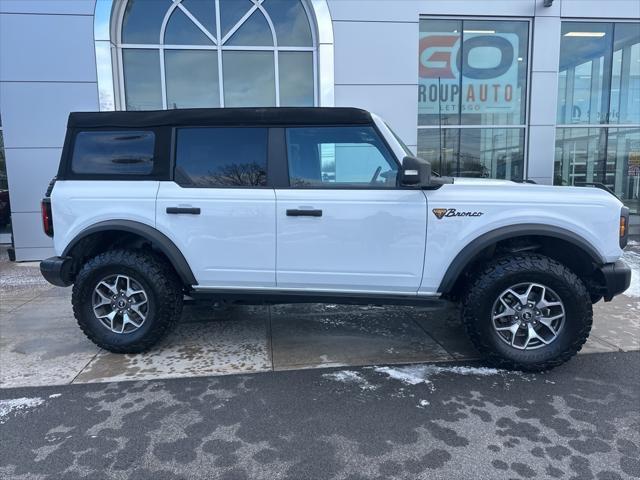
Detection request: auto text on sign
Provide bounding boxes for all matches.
[418,32,520,115]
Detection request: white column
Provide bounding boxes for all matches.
[527,2,562,185]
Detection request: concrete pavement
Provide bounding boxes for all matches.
[1,244,638,388]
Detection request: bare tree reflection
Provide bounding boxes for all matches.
[193,162,266,187]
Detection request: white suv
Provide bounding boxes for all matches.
[40,107,631,371]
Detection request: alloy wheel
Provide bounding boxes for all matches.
[92,274,149,334]
[491,282,565,350]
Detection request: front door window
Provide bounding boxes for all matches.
[285,126,399,187]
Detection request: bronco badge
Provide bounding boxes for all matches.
[433,208,483,219]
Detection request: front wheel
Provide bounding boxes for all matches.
[72,249,183,353]
[461,253,592,371]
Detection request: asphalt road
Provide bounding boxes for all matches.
[1,352,639,480]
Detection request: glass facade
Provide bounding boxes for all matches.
[119,0,316,110]
[555,21,640,213]
[417,18,529,180]
[0,113,10,240]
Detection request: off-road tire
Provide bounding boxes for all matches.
[72,249,183,353]
[461,253,592,371]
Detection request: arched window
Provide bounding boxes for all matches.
[115,0,317,110]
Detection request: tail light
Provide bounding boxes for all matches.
[41,198,53,237]
[620,206,629,249]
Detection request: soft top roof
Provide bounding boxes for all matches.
[67,107,374,129]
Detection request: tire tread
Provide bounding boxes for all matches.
[72,249,183,353]
[461,253,593,372]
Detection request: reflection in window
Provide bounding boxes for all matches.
[417,18,528,181]
[279,52,314,106]
[263,0,313,47]
[0,127,11,237]
[557,23,614,124]
[223,51,275,107]
[558,22,639,126]
[418,18,529,127]
[555,128,640,214]
[418,128,524,181]
[175,128,268,187]
[72,131,155,175]
[122,49,163,110]
[556,21,639,212]
[121,0,170,44]
[286,127,398,187]
[119,0,316,109]
[165,50,219,108]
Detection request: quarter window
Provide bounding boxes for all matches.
[286,126,398,187]
[71,131,155,175]
[175,127,268,187]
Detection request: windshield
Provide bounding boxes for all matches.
[384,122,413,157]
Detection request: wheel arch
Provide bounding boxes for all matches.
[63,220,197,286]
[437,224,606,295]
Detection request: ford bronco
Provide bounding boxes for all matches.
[40,107,631,371]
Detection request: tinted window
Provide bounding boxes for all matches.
[286,126,398,187]
[72,131,155,175]
[175,127,268,187]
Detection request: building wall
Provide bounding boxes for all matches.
[0,0,638,260]
[0,0,99,260]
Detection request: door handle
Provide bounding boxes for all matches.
[286,209,322,217]
[166,207,201,215]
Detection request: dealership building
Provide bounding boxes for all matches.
[0,0,638,260]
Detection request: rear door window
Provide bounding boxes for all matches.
[175,127,268,187]
[71,131,155,175]
[285,126,398,188]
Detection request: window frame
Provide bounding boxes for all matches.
[114,0,319,110]
[417,15,533,180]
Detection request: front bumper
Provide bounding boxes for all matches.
[599,260,632,301]
[40,256,74,287]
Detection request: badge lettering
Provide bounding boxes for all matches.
[432,208,483,219]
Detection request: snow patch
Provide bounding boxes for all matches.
[323,370,377,391]
[374,365,506,386]
[0,397,44,423]
[48,394,61,399]
[418,399,430,408]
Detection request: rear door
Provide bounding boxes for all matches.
[275,125,427,293]
[156,127,276,288]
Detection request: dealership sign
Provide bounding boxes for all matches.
[418,32,519,115]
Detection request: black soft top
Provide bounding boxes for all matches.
[67,107,373,129]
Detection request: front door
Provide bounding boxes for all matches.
[156,126,276,288]
[276,125,427,293]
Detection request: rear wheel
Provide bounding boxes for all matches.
[461,253,592,371]
[72,249,183,353]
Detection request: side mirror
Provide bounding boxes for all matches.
[400,156,431,187]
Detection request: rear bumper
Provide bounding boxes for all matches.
[599,260,631,301]
[40,256,74,287]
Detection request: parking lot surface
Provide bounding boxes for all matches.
[0,244,638,388]
[1,244,639,479]
[1,351,639,479]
